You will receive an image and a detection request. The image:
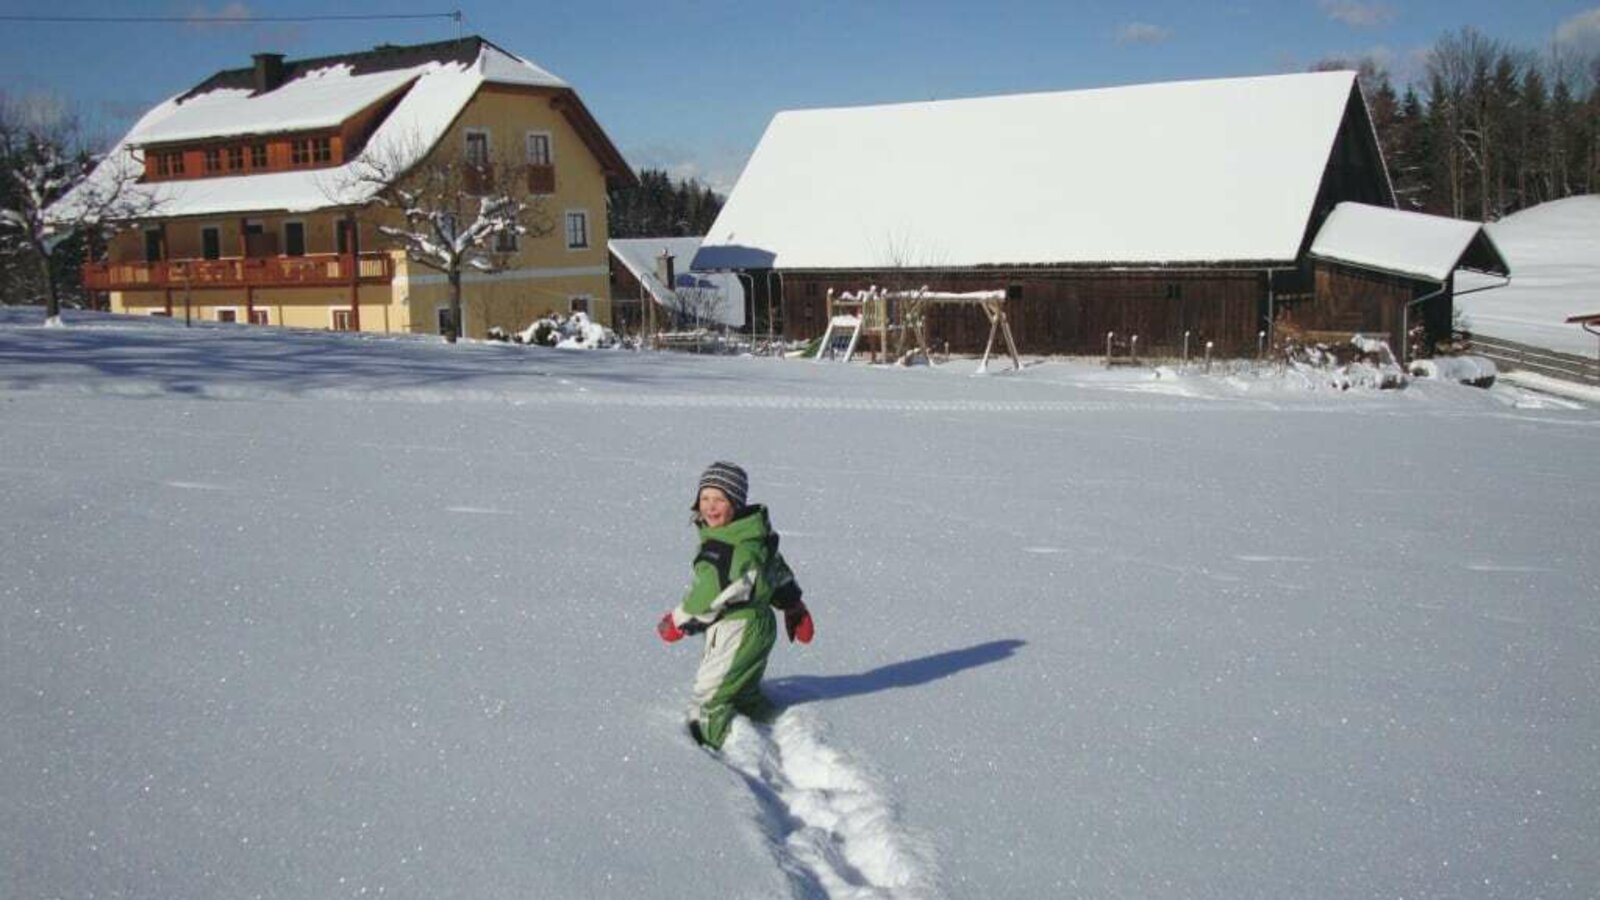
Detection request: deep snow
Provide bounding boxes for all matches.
[2,310,1597,899]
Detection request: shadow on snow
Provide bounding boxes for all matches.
[768,639,1025,706]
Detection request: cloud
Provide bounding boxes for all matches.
[1555,8,1600,60]
[185,1,254,31]
[1115,22,1172,45]
[1319,0,1394,28]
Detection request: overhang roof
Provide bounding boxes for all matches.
[1310,202,1509,282]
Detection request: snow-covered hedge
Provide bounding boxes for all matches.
[1409,355,1497,388]
[1283,332,1407,390]
[514,312,617,349]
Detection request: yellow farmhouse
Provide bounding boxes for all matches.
[78,36,635,338]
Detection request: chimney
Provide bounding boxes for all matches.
[252,53,286,93]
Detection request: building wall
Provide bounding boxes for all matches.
[110,284,397,330]
[1305,262,1443,357]
[781,270,1267,356]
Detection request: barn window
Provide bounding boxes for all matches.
[1165,283,1184,300]
[1007,284,1023,301]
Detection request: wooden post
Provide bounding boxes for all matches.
[347,213,361,332]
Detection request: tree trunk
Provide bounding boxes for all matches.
[447,269,462,343]
[40,252,61,322]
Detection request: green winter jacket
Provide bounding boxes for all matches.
[675,505,802,629]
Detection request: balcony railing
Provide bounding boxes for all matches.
[83,252,393,291]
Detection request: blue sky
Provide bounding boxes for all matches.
[3,1,1598,191]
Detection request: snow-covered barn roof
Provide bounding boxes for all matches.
[51,37,625,222]
[1310,202,1509,282]
[610,237,746,328]
[695,70,1370,272]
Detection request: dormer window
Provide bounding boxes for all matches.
[250,144,268,168]
[203,148,222,173]
[153,151,185,178]
[291,137,332,167]
[227,146,244,171]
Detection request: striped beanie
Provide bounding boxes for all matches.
[695,461,749,510]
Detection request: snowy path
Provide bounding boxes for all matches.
[720,709,943,899]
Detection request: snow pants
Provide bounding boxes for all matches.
[691,611,777,749]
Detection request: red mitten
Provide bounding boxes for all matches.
[784,602,814,644]
[657,611,686,643]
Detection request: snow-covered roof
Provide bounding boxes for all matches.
[1310,202,1509,282]
[610,237,746,328]
[133,67,424,146]
[695,71,1366,272]
[51,38,590,222]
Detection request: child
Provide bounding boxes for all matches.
[657,461,813,749]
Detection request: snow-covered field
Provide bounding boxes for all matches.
[1457,195,1600,359]
[3,310,1598,899]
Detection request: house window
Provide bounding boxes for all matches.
[1007,284,1024,301]
[570,296,590,314]
[332,309,353,331]
[201,226,221,260]
[153,151,186,178]
[291,138,329,166]
[494,227,519,253]
[249,309,270,325]
[336,221,351,255]
[465,129,490,166]
[203,148,221,173]
[526,132,551,166]
[284,222,306,257]
[565,211,589,249]
[144,229,162,263]
[227,146,244,171]
[216,308,238,323]
[250,144,268,168]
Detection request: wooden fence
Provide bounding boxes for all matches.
[1466,333,1600,385]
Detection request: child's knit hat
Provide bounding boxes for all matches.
[695,461,749,510]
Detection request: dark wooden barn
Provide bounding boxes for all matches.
[694,70,1506,359]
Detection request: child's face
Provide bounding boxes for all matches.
[698,487,734,528]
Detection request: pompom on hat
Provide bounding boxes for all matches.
[693,461,749,511]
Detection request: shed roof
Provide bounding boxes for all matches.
[1309,202,1509,282]
[695,70,1367,272]
[610,238,746,328]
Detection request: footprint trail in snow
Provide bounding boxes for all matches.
[718,708,944,899]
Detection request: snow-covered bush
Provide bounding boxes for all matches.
[1280,328,1407,391]
[514,311,616,349]
[1409,354,1496,388]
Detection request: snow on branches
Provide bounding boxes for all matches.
[343,134,553,342]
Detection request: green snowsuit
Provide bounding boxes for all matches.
[670,505,802,749]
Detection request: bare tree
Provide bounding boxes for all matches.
[347,137,553,343]
[663,277,728,330]
[1,93,154,320]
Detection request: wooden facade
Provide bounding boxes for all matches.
[781,269,1270,356]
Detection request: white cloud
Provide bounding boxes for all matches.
[1319,0,1395,28]
[1115,22,1172,45]
[1555,8,1600,60]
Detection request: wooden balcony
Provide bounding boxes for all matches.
[82,253,393,291]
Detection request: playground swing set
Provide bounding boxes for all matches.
[815,286,1022,372]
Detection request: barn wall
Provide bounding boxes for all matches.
[780,270,1267,356]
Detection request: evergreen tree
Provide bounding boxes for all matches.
[608,168,725,239]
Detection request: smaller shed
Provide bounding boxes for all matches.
[1308,202,1509,360]
[609,237,746,334]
